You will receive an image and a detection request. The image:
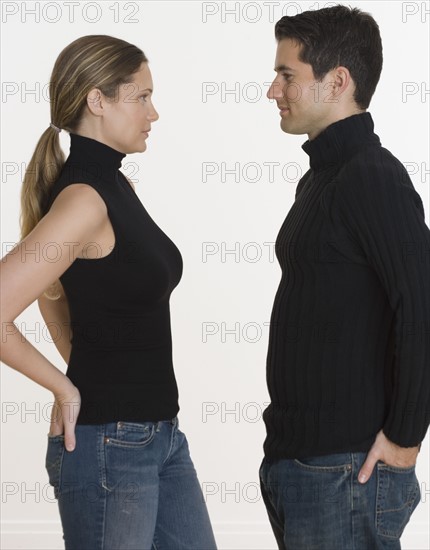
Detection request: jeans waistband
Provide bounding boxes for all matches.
[154,416,178,431]
[114,416,178,432]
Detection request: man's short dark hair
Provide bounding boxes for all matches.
[274,4,383,109]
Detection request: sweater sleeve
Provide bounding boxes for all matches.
[332,148,430,448]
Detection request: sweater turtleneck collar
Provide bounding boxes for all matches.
[67,132,127,176]
[301,112,380,171]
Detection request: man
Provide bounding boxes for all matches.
[260,5,430,549]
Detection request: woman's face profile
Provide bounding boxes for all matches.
[87,61,159,154]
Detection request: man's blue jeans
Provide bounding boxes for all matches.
[45,417,217,549]
[259,451,421,549]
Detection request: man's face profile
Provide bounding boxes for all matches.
[267,38,348,140]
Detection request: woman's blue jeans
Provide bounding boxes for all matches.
[259,451,421,550]
[45,417,217,549]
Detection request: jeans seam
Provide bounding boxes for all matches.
[375,464,419,539]
[152,537,159,550]
[104,424,156,449]
[99,425,111,492]
[47,439,65,499]
[162,420,178,466]
[351,452,357,550]
[293,458,352,472]
[57,442,66,498]
[98,425,108,550]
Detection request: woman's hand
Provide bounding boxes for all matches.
[49,384,81,452]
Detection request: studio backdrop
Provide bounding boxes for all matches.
[1,1,429,548]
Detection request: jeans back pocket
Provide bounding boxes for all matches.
[376,462,421,539]
[45,434,65,499]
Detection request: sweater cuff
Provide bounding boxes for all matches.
[382,402,430,448]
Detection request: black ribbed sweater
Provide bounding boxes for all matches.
[263,112,430,460]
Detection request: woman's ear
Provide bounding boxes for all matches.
[86,87,104,117]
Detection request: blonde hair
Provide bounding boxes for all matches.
[20,34,147,300]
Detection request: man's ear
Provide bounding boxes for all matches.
[327,66,353,103]
[324,66,355,103]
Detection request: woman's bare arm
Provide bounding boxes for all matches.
[0,184,109,447]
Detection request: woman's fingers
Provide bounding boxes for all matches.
[53,386,81,451]
[48,399,64,436]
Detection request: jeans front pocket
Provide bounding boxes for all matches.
[376,461,421,539]
[104,421,156,449]
[103,421,159,494]
[45,434,65,499]
[294,452,353,472]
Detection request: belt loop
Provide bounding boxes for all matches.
[155,421,161,432]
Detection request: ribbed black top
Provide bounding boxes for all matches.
[263,112,430,460]
[45,133,183,423]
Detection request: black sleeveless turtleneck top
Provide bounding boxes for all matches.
[263,112,430,460]
[44,133,183,424]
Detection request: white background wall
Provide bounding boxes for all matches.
[1,1,429,548]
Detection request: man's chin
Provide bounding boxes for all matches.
[280,120,306,136]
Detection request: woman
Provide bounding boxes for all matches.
[0,34,217,549]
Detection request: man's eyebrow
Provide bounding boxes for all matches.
[274,65,295,72]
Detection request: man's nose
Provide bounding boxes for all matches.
[267,79,282,100]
